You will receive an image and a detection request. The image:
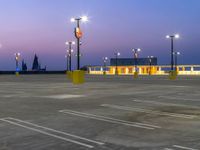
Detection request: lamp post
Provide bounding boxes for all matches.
[132,48,141,73]
[71,16,88,70]
[66,41,75,71]
[148,56,154,75]
[65,55,69,71]
[114,52,120,75]
[103,57,108,75]
[174,52,180,71]
[166,34,180,71]
[14,52,20,73]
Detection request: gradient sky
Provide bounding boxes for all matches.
[0,0,200,70]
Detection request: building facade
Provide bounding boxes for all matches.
[110,58,157,66]
[88,65,200,75]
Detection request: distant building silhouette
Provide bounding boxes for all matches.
[32,54,46,71]
[22,60,27,71]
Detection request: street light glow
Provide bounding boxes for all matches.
[70,17,76,22]
[117,52,120,56]
[132,48,141,52]
[166,35,170,39]
[66,41,75,45]
[103,57,108,62]
[14,52,20,56]
[81,16,89,22]
[175,34,180,39]
[166,34,180,39]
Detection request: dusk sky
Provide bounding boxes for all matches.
[0,0,200,70]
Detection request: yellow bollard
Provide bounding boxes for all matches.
[66,71,73,80]
[15,72,19,76]
[169,71,177,80]
[72,70,85,84]
[134,72,139,78]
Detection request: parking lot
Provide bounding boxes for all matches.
[0,74,200,150]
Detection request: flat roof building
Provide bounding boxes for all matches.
[110,58,157,66]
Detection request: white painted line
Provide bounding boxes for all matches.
[40,94,85,99]
[159,96,200,102]
[166,85,188,88]
[0,118,94,148]
[164,148,174,150]
[173,145,198,150]
[132,99,200,109]
[101,104,197,119]
[59,110,157,130]
[6,117,104,145]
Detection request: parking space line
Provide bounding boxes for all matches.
[159,96,200,102]
[132,99,200,109]
[101,104,197,119]
[6,117,104,145]
[173,145,198,150]
[0,118,100,149]
[59,109,159,130]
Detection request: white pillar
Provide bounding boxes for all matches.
[191,66,194,72]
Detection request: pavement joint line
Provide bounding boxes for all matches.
[59,110,156,130]
[101,104,197,119]
[6,117,104,145]
[159,96,200,102]
[132,99,200,109]
[0,118,96,149]
[173,145,199,150]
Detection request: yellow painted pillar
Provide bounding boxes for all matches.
[72,70,85,84]
[15,72,19,76]
[67,71,73,79]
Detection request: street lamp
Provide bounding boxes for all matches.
[148,56,154,75]
[132,48,141,73]
[14,52,20,72]
[70,16,88,70]
[65,55,69,71]
[166,34,180,71]
[114,52,120,75]
[103,57,108,75]
[173,51,180,71]
[66,41,75,71]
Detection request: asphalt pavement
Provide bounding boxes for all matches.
[0,74,200,150]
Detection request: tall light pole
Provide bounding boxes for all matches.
[148,56,154,75]
[132,48,141,73]
[66,41,75,71]
[114,52,120,75]
[103,57,108,75]
[71,16,88,70]
[65,55,69,71]
[14,52,20,72]
[174,51,180,71]
[166,34,180,71]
